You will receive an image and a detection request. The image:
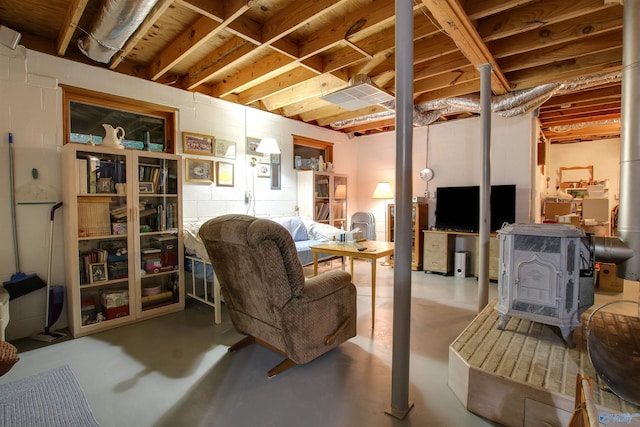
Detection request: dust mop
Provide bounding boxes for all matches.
[3,132,47,299]
[31,202,66,343]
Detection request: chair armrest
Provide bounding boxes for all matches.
[301,270,353,300]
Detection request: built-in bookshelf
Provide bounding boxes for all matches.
[297,170,347,228]
[62,144,184,337]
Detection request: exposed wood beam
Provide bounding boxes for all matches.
[488,8,623,59]
[498,29,622,73]
[56,0,88,56]
[235,67,319,105]
[540,85,621,108]
[260,73,347,111]
[184,38,258,91]
[507,48,622,90]
[421,0,510,94]
[209,50,294,97]
[476,0,618,42]
[464,0,539,21]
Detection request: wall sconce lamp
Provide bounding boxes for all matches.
[250,137,280,167]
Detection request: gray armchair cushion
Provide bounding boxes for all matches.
[198,214,357,365]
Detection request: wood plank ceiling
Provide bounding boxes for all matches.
[0,0,624,143]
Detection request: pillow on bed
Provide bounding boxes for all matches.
[270,217,309,241]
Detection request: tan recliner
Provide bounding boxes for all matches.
[198,214,357,377]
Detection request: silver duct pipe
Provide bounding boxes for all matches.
[78,0,159,63]
[616,0,640,281]
[330,71,621,130]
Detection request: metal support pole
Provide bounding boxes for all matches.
[477,63,492,312]
[385,0,414,419]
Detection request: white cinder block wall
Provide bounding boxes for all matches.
[0,45,353,340]
[4,43,605,341]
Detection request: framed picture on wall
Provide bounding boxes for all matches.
[216,161,234,187]
[257,163,270,178]
[183,132,215,156]
[185,158,214,183]
[214,139,236,159]
[246,137,261,156]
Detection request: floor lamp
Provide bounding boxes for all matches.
[373,182,393,264]
[372,182,394,241]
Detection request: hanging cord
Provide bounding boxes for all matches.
[8,133,19,271]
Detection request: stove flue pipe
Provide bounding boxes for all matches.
[614,0,640,281]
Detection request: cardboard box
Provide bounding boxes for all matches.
[558,214,580,226]
[544,202,572,219]
[598,263,624,292]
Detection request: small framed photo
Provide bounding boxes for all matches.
[182,132,215,156]
[257,163,271,178]
[185,158,214,184]
[246,137,261,156]
[89,262,108,283]
[214,139,236,159]
[98,177,114,193]
[216,161,234,187]
[139,182,154,193]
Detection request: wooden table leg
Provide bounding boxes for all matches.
[313,253,319,276]
[371,256,377,329]
[350,256,354,277]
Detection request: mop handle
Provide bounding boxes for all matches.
[8,133,19,272]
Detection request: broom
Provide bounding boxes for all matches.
[31,202,65,343]
[3,133,47,299]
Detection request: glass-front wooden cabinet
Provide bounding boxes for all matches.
[62,85,176,153]
[62,144,183,337]
[387,203,428,270]
[297,170,348,228]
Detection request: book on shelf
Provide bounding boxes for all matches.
[88,157,100,193]
[76,158,88,194]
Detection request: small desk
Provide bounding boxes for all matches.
[310,240,394,328]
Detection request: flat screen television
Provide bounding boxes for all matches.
[435,185,516,232]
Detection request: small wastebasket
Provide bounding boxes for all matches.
[455,251,469,278]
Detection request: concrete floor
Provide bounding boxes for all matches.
[0,262,536,426]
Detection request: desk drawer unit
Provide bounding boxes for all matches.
[423,232,454,274]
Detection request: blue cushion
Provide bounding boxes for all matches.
[270,217,309,241]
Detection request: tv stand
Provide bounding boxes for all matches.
[422,230,499,280]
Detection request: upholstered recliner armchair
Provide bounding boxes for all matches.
[198,214,357,377]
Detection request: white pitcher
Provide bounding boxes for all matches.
[102,124,125,149]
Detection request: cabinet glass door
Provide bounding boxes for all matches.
[135,154,181,314]
[333,175,347,228]
[314,173,330,223]
[75,149,132,327]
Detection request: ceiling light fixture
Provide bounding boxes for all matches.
[321,75,394,111]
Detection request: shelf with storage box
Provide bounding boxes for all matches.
[297,170,348,228]
[387,203,428,270]
[62,144,183,338]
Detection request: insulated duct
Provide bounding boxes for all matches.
[78,0,159,64]
[330,71,621,130]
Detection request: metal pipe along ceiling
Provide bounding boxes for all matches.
[78,0,159,64]
[329,71,621,129]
